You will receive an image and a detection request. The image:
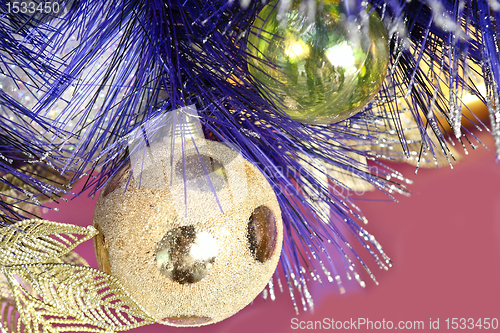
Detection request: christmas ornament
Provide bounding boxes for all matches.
[0,0,498,330]
[248,0,389,124]
[92,106,283,326]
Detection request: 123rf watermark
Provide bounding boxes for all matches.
[291,318,499,330]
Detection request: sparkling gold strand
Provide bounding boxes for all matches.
[0,219,97,266]
[56,251,90,267]
[2,263,155,333]
[0,273,20,333]
[0,219,155,333]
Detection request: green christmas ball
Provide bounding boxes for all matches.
[248,0,390,124]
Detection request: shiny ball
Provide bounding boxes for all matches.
[92,139,283,327]
[248,0,390,124]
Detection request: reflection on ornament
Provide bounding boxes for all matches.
[155,225,218,284]
[92,106,283,327]
[248,0,389,124]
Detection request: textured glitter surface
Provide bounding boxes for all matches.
[0,218,97,265]
[0,219,155,332]
[93,139,283,327]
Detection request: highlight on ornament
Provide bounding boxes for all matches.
[247,0,390,124]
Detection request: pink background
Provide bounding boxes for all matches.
[44,131,500,332]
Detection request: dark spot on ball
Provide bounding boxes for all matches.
[93,223,112,274]
[162,315,212,326]
[247,205,278,263]
[155,225,218,284]
[103,161,131,197]
[174,154,227,192]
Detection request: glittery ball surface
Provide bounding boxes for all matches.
[93,139,283,326]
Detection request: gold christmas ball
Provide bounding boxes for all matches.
[92,139,283,327]
[248,0,389,124]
